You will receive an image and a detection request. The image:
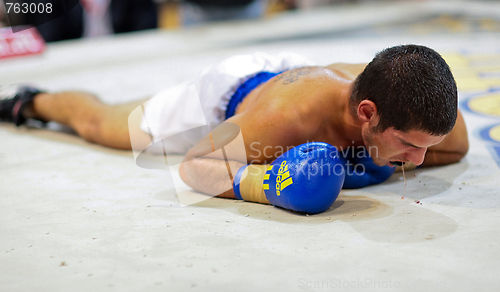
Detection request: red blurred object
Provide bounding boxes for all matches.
[0,27,46,60]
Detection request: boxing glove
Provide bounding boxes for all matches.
[341,147,395,189]
[233,142,345,214]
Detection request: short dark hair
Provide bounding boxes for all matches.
[350,44,457,135]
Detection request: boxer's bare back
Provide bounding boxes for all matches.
[228,65,362,164]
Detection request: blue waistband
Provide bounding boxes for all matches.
[225,71,283,119]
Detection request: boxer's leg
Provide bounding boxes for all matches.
[27,91,152,150]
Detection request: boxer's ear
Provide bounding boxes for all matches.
[357,100,378,124]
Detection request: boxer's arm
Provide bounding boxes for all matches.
[180,156,271,202]
[179,116,248,199]
[422,110,469,166]
[179,157,245,199]
[179,111,295,201]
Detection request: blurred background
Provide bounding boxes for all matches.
[0,0,356,42]
[0,0,497,43]
[1,0,500,98]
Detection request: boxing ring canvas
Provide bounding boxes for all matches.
[1,1,500,291]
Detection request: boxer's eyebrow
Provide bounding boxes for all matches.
[399,138,422,149]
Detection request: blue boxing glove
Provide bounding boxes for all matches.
[233,142,345,214]
[341,147,395,189]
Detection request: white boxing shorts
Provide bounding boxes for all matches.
[140,52,313,154]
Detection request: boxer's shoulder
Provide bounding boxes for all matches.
[273,66,337,85]
[239,66,341,112]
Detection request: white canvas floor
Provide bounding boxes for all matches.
[1,1,500,291]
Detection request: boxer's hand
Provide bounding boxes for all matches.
[341,147,395,189]
[233,142,345,214]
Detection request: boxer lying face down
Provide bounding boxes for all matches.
[0,45,468,213]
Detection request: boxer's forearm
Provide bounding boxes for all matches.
[179,158,271,203]
[422,150,466,167]
[423,110,469,167]
[179,158,245,198]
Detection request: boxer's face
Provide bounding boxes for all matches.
[362,125,445,167]
[355,99,446,166]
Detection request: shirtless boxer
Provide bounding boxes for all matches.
[0,45,469,213]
